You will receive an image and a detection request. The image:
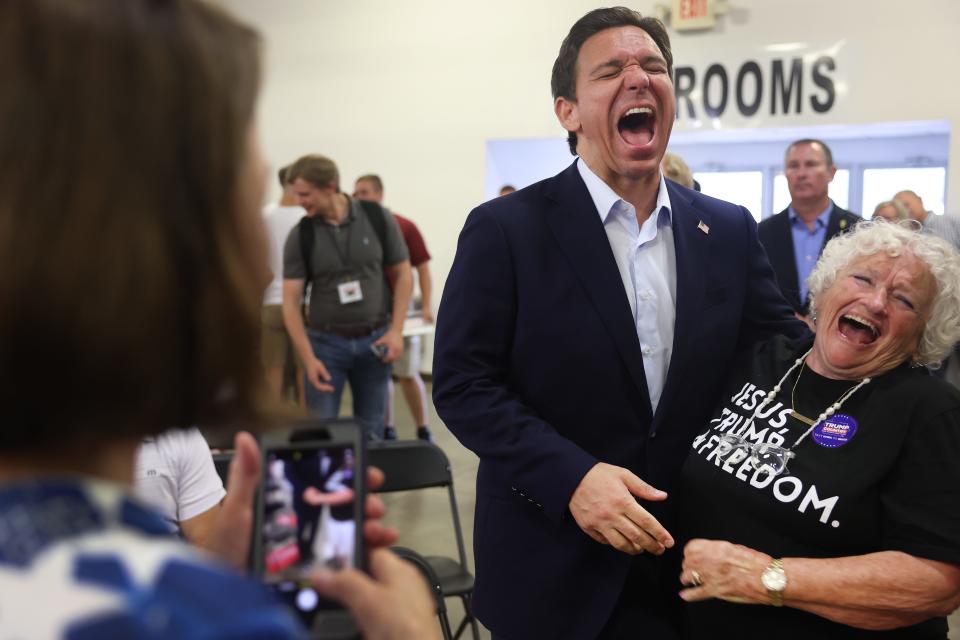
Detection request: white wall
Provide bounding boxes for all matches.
[229,0,960,311]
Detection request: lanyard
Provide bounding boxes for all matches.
[323,217,353,270]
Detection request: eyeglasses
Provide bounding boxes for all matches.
[715,432,796,477]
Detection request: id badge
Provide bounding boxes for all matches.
[337,279,363,304]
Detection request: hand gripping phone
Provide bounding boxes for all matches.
[254,420,366,631]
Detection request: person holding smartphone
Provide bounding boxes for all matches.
[0,1,438,638]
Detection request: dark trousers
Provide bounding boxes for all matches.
[494,553,681,640]
[596,553,681,640]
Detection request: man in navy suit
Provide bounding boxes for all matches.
[758,139,861,316]
[433,7,804,639]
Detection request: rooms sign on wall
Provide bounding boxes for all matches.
[670,43,846,128]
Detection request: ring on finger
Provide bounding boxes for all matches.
[691,570,703,587]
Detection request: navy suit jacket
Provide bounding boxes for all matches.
[757,204,862,313]
[433,162,804,639]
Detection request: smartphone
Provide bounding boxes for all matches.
[253,420,366,630]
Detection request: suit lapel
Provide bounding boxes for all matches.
[653,182,709,425]
[822,203,850,249]
[542,163,653,422]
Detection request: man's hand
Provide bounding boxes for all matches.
[373,327,404,363]
[568,462,674,555]
[204,434,398,570]
[305,355,334,392]
[679,539,770,604]
[303,486,354,506]
[362,466,400,550]
[311,548,441,640]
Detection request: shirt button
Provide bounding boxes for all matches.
[642,345,653,355]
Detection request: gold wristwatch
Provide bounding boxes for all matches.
[760,558,787,606]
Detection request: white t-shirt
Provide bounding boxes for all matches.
[133,428,226,532]
[263,203,306,305]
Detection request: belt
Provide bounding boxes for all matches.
[313,320,386,338]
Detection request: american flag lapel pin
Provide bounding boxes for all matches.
[697,220,710,235]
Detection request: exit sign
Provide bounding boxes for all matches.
[673,0,716,31]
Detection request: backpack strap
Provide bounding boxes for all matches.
[358,199,399,303]
[298,215,314,284]
[358,199,388,251]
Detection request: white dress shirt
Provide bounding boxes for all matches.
[577,159,677,412]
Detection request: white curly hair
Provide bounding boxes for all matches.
[807,219,960,366]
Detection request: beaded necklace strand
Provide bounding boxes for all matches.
[746,348,872,451]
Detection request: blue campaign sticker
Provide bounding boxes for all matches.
[812,414,858,448]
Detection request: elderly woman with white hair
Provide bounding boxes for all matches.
[676,220,960,638]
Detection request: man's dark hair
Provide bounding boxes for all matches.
[551,7,673,155]
[786,138,834,167]
[277,164,291,188]
[287,154,339,191]
[356,174,384,194]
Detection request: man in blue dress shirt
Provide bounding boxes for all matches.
[758,139,862,317]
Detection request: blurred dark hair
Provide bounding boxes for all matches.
[278,164,292,188]
[551,7,673,155]
[287,154,340,192]
[0,0,264,451]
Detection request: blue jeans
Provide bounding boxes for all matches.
[304,327,390,440]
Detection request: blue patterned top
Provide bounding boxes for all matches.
[0,478,308,639]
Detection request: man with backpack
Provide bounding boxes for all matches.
[282,154,412,439]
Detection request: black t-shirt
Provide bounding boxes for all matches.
[680,335,960,639]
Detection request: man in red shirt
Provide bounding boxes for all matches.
[354,174,433,441]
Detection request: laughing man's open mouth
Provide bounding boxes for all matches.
[618,107,654,146]
[838,314,879,345]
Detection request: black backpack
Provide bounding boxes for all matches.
[298,199,388,284]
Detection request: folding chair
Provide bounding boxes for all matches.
[392,546,454,640]
[212,451,232,485]
[368,440,481,640]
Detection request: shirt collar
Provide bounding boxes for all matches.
[577,158,673,227]
[788,200,834,229]
[316,196,356,227]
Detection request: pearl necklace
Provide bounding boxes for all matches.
[752,348,871,451]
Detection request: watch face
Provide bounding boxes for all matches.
[762,567,787,591]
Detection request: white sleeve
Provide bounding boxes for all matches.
[132,440,179,527]
[170,428,226,522]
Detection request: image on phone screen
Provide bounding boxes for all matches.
[261,445,358,581]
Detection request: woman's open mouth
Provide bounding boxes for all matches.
[838,314,879,345]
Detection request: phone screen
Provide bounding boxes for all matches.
[256,425,365,629]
